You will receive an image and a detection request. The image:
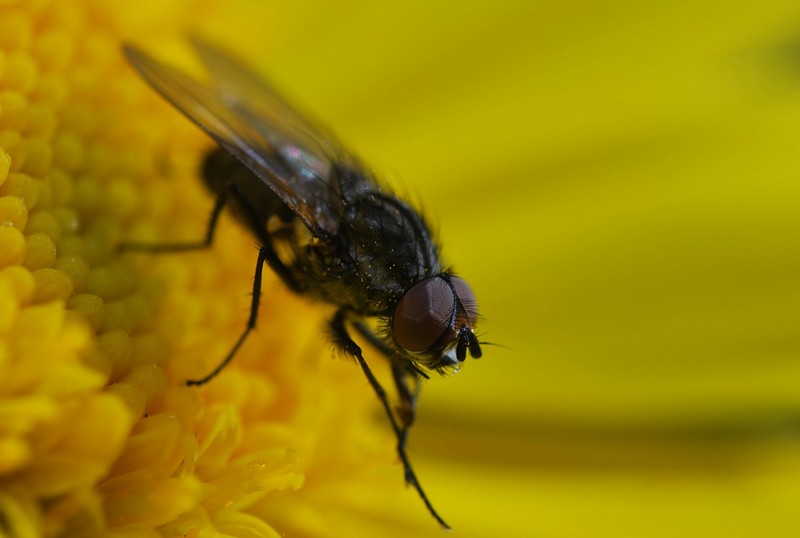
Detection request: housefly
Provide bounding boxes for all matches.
[122,37,483,529]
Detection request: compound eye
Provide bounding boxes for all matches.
[449,276,478,324]
[393,277,456,353]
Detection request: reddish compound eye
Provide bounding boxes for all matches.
[393,277,454,353]
[392,275,477,354]
[450,276,478,324]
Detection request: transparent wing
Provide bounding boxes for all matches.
[188,36,349,157]
[124,41,357,236]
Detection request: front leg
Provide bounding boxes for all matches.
[351,320,425,431]
[329,310,450,530]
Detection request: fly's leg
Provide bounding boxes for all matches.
[121,181,301,384]
[119,182,229,253]
[352,321,425,430]
[389,361,422,431]
[331,310,450,530]
[186,244,271,385]
[120,182,301,291]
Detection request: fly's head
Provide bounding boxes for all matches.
[391,274,481,372]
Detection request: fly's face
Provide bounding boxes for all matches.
[392,274,481,371]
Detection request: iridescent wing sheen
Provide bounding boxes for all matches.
[124,40,361,237]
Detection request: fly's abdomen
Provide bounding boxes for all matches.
[202,148,291,241]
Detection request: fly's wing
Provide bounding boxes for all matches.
[124,42,356,236]
[188,36,345,156]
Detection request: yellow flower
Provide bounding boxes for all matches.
[4,1,800,537]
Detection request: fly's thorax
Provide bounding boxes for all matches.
[343,191,440,286]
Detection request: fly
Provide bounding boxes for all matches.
[122,37,483,530]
